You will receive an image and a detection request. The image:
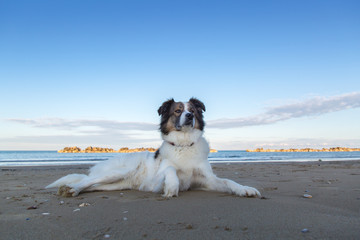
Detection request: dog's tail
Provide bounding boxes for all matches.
[45,174,87,189]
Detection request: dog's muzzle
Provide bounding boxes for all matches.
[176,113,194,130]
[184,113,194,126]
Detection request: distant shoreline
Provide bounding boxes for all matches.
[57,146,360,153]
[58,146,157,153]
[246,147,360,152]
[58,146,218,153]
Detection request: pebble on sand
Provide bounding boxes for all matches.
[79,203,90,207]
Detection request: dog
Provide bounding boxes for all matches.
[46,98,261,198]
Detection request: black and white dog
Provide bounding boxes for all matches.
[46,98,260,198]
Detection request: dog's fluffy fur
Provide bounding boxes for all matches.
[46,98,260,198]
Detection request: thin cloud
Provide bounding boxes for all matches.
[7,118,158,132]
[0,134,161,150]
[0,134,160,145]
[207,92,360,129]
[210,138,360,150]
[6,92,360,131]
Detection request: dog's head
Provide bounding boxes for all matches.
[158,98,206,135]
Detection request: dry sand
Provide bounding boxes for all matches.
[1,161,360,240]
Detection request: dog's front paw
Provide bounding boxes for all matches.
[57,185,74,197]
[57,185,80,197]
[162,191,178,198]
[162,186,179,198]
[69,187,81,197]
[237,186,261,198]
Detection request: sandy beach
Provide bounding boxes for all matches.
[1,161,360,240]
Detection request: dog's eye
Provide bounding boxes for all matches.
[175,110,181,114]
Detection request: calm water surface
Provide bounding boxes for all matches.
[1,150,360,167]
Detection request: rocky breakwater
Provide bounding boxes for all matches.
[246,147,360,153]
[58,146,82,153]
[58,146,157,153]
[59,146,218,153]
[117,147,157,153]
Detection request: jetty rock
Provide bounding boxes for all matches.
[58,146,82,153]
[117,147,157,153]
[58,146,157,153]
[84,146,115,153]
[59,146,217,153]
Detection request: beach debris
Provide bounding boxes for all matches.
[26,218,30,221]
[224,226,232,231]
[301,228,310,233]
[104,234,111,238]
[303,194,313,198]
[59,201,65,205]
[2,168,16,171]
[185,224,193,230]
[73,208,81,212]
[79,202,90,207]
[264,187,278,191]
[123,217,128,221]
[27,205,38,210]
[42,213,50,216]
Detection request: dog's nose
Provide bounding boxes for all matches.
[186,113,193,120]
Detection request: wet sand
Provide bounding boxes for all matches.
[1,161,360,239]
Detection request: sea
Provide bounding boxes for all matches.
[1,150,360,167]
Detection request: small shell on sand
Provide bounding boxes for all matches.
[303,194,312,198]
[79,203,90,207]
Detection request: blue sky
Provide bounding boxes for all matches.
[1,0,360,150]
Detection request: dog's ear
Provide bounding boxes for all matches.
[158,98,175,116]
[189,98,206,113]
